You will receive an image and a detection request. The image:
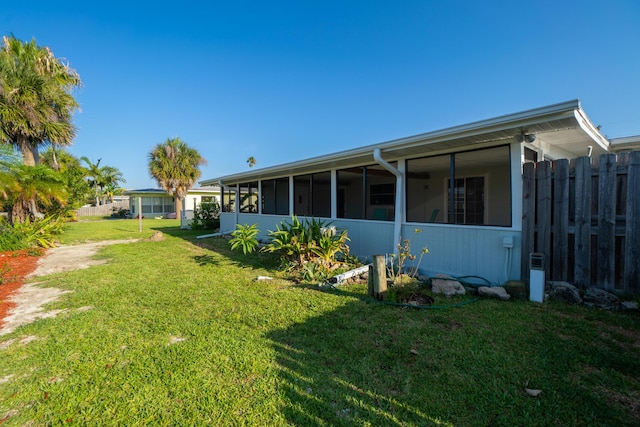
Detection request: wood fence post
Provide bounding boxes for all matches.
[536,161,552,278]
[597,154,617,291]
[553,159,569,281]
[370,255,387,300]
[574,156,592,287]
[521,162,536,282]
[624,152,640,293]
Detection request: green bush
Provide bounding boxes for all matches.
[191,201,220,230]
[0,215,64,251]
[229,223,260,254]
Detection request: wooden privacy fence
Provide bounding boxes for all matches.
[77,201,129,217]
[521,151,640,295]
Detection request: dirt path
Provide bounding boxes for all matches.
[0,240,137,336]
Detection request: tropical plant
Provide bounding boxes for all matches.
[41,147,91,212]
[1,162,67,224]
[229,223,260,254]
[263,215,350,269]
[0,35,81,166]
[148,138,206,220]
[190,200,220,230]
[9,215,65,248]
[79,157,126,205]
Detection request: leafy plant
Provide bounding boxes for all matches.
[9,215,65,249]
[300,261,332,284]
[263,215,350,269]
[229,223,260,254]
[190,201,220,230]
[386,228,429,285]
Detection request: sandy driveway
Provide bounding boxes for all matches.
[0,240,137,336]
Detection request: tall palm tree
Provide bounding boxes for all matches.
[0,35,81,166]
[148,137,206,219]
[80,156,103,205]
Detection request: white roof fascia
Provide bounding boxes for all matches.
[573,108,610,152]
[202,100,588,186]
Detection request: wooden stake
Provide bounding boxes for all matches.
[371,254,387,300]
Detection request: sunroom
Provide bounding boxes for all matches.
[201,100,609,284]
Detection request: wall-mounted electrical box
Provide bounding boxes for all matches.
[502,236,514,248]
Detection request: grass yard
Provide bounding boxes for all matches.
[0,220,639,426]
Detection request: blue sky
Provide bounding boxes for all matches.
[2,1,639,189]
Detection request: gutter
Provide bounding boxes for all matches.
[373,148,403,255]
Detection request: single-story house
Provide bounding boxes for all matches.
[200,100,638,284]
[124,186,221,226]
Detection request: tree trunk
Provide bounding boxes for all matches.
[175,196,183,220]
[17,136,36,166]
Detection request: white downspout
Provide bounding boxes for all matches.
[373,148,403,255]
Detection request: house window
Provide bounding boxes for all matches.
[222,189,236,213]
[293,172,330,217]
[336,164,395,220]
[449,176,485,224]
[261,178,289,215]
[239,182,258,213]
[201,196,214,204]
[406,145,511,226]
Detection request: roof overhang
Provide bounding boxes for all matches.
[201,99,611,186]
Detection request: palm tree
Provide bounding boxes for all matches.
[247,156,257,168]
[1,162,67,224]
[0,35,81,166]
[100,165,126,203]
[80,156,104,205]
[148,137,206,220]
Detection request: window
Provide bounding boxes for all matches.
[239,182,258,213]
[336,164,396,220]
[449,176,485,224]
[222,188,236,213]
[201,196,214,203]
[294,172,330,217]
[406,145,511,226]
[261,178,289,215]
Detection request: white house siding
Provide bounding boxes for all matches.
[401,223,520,285]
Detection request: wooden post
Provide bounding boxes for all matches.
[521,162,535,283]
[624,151,640,294]
[138,197,143,232]
[536,161,552,278]
[574,156,592,287]
[553,159,569,282]
[370,255,387,300]
[597,154,617,291]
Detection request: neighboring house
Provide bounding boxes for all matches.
[200,100,638,284]
[124,186,221,226]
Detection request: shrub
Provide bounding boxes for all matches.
[0,215,65,250]
[191,201,220,230]
[229,223,260,254]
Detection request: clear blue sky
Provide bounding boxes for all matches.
[3,1,639,189]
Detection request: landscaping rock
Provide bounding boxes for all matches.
[583,287,621,310]
[478,286,510,300]
[147,231,165,241]
[622,301,639,311]
[547,281,582,304]
[431,274,465,297]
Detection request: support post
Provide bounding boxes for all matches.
[370,255,387,300]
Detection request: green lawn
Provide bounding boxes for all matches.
[1,220,639,426]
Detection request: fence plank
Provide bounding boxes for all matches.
[597,154,617,290]
[553,159,570,281]
[624,151,640,293]
[521,162,535,282]
[536,161,552,278]
[574,156,592,287]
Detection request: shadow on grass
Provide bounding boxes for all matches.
[265,297,640,426]
[265,300,449,425]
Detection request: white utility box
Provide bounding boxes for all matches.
[529,253,545,303]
